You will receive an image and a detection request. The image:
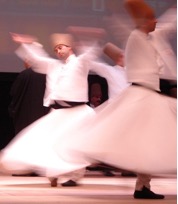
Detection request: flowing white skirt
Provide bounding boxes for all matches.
[0,104,95,177]
[56,86,176,175]
[0,86,176,177]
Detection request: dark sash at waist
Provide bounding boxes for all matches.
[50,101,86,109]
[131,83,160,93]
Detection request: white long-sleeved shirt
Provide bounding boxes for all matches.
[16,43,125,106]
[90,61,130,98]
[125,8,177,91]
[125,29,161,91]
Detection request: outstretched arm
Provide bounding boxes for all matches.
[10,32,38,44]
[10,33,55,74]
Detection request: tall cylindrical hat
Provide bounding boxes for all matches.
[103,42,123,63]
[50,33,74,48]
[90,83,102,96]
[124,0,154,27]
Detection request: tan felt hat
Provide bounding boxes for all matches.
[124,0,154,27]
[50,33,74,48]
[103,42,123,62]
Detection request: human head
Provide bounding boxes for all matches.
[90,83,102,107]
[103,42,124,67]
[50,33,74,61]
[124,0,157,33]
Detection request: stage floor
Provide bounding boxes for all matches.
[0,171,176,204]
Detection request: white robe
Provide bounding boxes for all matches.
[1,13,176,175]
[59,86,176,175]
[53,20,177,175]
[55,7,177,176]
[0,43,129,177]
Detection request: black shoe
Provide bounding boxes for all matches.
[61,180,78,187]
[134,186,165,199]
[12,172,39,177]
[121,171,136,177]
[103,170,115,177]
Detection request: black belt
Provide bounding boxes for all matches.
[50,101,86,109]
[132,83,141,86]
[132,83,161,93]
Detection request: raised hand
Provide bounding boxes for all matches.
[10,32,38,44]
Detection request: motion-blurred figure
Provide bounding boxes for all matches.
[9,60,49,135]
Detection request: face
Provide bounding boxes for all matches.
[90,94,102,107]
[90,83,102,107]
[54,44,72,61]
[144,12,157,33]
